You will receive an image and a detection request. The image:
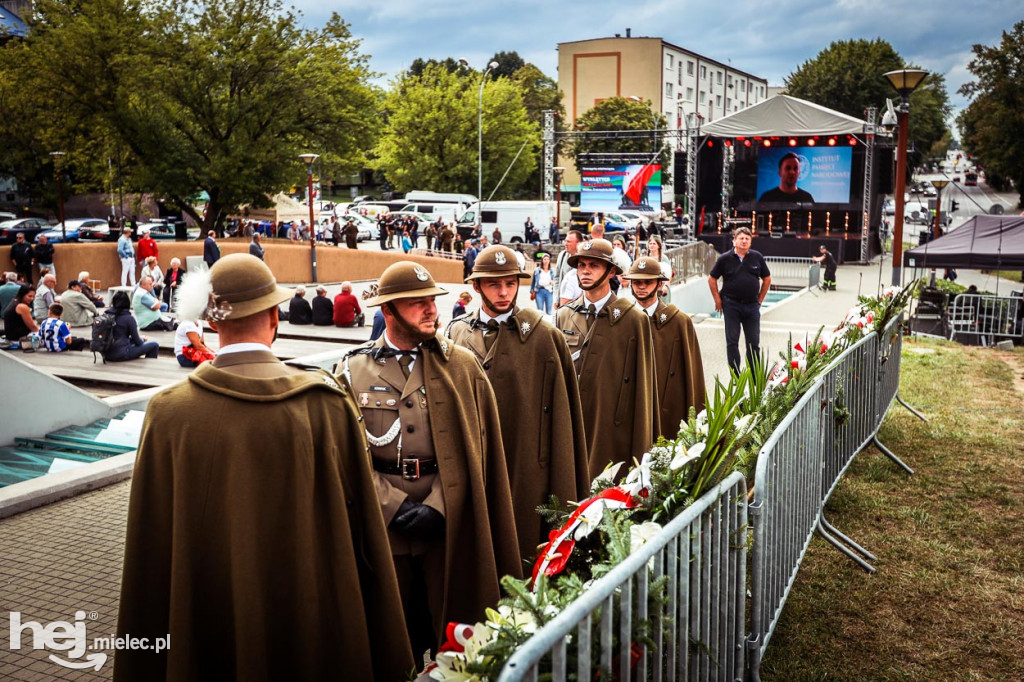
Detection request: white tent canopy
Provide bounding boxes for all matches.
[700,95,867,138]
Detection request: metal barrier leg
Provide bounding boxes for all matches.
[895,393,929,422]
[815,520,877,573]
[871,434,915,475]
[745,635,762,682]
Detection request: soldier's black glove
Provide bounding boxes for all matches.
[391,499,446,541]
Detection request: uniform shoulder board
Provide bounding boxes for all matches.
[342,343,376,360]
[284,360,328,372]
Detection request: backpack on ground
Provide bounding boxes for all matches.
[90,311,117,363]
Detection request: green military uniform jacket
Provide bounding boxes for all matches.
[115,350,412,682]
[447,306,590,562]
[339,334,522,639]
[645,301,707,439]
[555,295,660,476]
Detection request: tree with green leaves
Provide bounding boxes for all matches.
[569,97,670,177]
[785,39,950,166]
[488,51,527,80]
[958,21,1024,207]
[1,0,378,231]
[373,63,539,199]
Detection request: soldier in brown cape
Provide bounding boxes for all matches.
[342,218,360,249]
[115,254,413,682]
[627,256,707,440]
[337,261,521,660]
[447,245,590,562]
[439,224,455,252]
[555,238,659,477]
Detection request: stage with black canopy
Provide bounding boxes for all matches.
[689,95,889,263]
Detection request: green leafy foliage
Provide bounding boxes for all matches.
[569,97,671,181]
[1,0,378,229]
[784,39,950,171]
[957,21,1024,209]
[373,63,540,198]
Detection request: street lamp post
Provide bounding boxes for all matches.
[478,60,499,230]
[930,178,949,241]
[883,68,929,286]
[49,152,67,242]
[299,153,320,283]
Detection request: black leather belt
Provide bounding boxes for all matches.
[372,457,439,480]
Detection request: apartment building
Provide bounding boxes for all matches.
[557,32,768,195]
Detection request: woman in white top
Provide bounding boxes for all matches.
[173,319,216,368]
[531,253,555,315]
[140,256,165,299]
[647,235,673,303]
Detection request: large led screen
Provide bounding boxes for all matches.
[580,165,662,213]
[756,147,852,204]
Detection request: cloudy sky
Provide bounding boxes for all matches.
[302,0,1020,123]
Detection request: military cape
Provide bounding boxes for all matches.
[647,301,707,439]
[555,295,659,476]
[115,352,412,682]
[339,334,522,637]
[447,307,590,562]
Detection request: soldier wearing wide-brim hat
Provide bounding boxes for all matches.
[555,239,659,478]
[338,260,521,658]
[117,253,414,681]
[448,246,590,562]
[627,256,706,439]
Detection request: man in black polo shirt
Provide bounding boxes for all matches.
[708,227,771,373]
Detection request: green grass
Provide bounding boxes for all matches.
[760,339,1024,681]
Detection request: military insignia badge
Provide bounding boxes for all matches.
[659,313,667,323]
[494,252,507,265]
[414,266,429,282]
[638,260,647,269]
[521,321,531,334]
[440,340,449,354]
[322,375,339,389]
[612,308,621,320]
[360,393,369,406]
[582,241,593,251]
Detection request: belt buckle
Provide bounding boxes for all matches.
[401,458,421,480]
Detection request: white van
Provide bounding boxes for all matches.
[400,202,462,224]
[456,200,571,243]
[347,203,391,220]
[404,191,478,206]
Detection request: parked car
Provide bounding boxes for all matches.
[618,210,654,230]
[882,199,896,216]
[904,202,933,224]
[141,222,199,240]
[0,217,51,245]
[37,218,108,243]
[0,211,16,221]
[603,211,641,234]
[386,211,433,234]
[79,221,120,241]
[922,185,937,197]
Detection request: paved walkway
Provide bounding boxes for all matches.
[0,255,1017,680]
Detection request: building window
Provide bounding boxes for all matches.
[688,61,694,76]
[726,98,732,109]
[666,82,673,98]
[716,95,722,106]
[686,87,694,101]
[700,65,707,79]
[678,63,683,85]
[717,71,723,85]
[667,54,674,69]
[699,91,706,104]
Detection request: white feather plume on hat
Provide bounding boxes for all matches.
[176,268,214,321]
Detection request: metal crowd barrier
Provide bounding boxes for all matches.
[763,256,819,289]
[665,241,719,285]
[948,293,1024,346]
[746,313,924,679]
[498,471,748,682]
[500,314,923,682]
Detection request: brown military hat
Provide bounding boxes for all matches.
[465,245,530,282]
[365,261,448,307]
[627,256,668,281]
[205,253,293,320]
[567,238,621,274]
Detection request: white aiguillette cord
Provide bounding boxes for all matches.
[344,353,404,465]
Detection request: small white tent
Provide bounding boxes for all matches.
[700,95,867,138]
